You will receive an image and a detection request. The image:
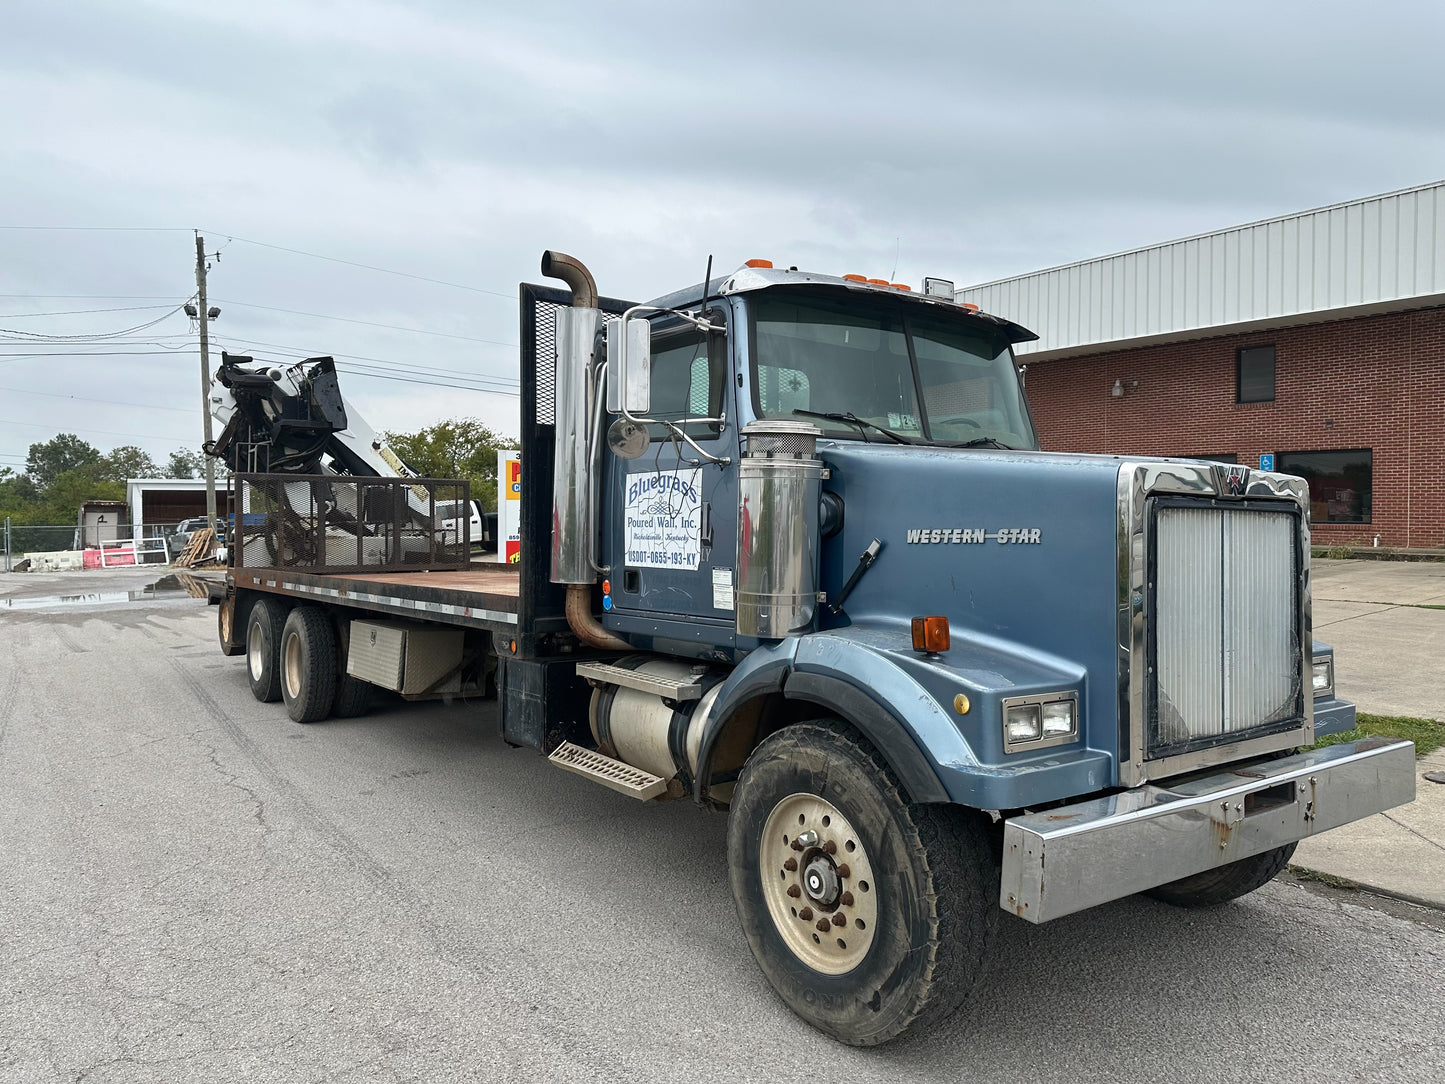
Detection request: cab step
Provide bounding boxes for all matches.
[575,661,702,701]
[548,741,669,801]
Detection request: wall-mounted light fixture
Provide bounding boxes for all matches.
[1112,378,1126,398]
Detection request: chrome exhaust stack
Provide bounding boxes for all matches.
[540,250,628,651]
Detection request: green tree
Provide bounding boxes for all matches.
[166,448,208,479]
[25,434,100,491]
[383,418,518,510]
[98,445,159,482]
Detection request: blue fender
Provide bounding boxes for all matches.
[694,624,1113,809]
[692,632,961,804]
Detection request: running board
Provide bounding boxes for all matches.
[575,661,702,701]
[548,741,669,801]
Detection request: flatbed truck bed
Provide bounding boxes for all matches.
[230,562,520,634]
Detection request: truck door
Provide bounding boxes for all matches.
[601,307,739,654]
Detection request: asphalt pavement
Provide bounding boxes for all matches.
[0,566,1442,1082]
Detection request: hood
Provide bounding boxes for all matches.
[818,442,1124,758]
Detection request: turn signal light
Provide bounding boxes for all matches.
[911,616,950,653]
[746,258,773,268]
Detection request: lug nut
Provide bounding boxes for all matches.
[836,864,851,878]
[786,884,801,898]
[840,891,854,906]
[790,840,804,852]
[816,919,831,933]
[822,840,837,855]
[783,857,798,872]
[799,907,814,921]
[832,912,846,927]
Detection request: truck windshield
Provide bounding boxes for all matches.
[750,290,1037,449]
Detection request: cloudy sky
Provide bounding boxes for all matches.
[2,0,1442,478]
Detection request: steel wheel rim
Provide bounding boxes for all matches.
[759,792,878,975]
[248,629,265,681]
[283,633,302,700]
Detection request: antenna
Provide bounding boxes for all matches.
[701,254,714,309]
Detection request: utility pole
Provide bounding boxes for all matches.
[195,232,217,531]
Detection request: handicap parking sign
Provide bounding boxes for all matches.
[1259,453,1275,472]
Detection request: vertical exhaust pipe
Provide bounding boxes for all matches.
[541,249,629,651]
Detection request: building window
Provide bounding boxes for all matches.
[1278,449,1372,524]
[1188,453,1238,464]
[1237,345,1275,403]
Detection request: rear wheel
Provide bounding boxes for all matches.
[218,595,245,657]
[727,721,998,1047]
[280,606,337,724]
[1146,843,1298,907]
[245,599,286,702]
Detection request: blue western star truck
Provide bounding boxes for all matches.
[212,251,1417,1047]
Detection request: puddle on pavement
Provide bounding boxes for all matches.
[1,575,195,611]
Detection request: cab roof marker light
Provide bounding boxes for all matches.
[842,274,868,282]
[866,278,889,286]
[960,302,980,312]
[890,283,911,291]
[745,258,773,268]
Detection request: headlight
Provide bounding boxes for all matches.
[1311,657,1334,699]
[1003,692,1078,753]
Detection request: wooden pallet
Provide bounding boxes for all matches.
[174,528,215,568]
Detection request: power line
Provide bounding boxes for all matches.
[0,226,192,232]
[0,385,196,414]
[207,232,518,300]
[214,297,518,348]
[0,294,182,301]
[0,305,188,342]
[0,304,180,319]
[0,416,195,441]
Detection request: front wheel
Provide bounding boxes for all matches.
[1146,843,1298,908]
[727,721,998,1047]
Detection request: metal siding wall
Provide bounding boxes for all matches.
[962,182,1445,354]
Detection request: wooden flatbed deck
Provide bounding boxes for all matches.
[232,561,521,631]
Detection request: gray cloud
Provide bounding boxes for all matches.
[2,0,1443,473]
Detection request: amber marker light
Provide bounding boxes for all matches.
[891,283,912,291]
[745,258,774,268]
[911,616,950,654]
[867,277,889,285]
[602,579,611,594]
[843,274,868,282]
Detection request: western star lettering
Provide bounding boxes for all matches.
[906,527,1042,545]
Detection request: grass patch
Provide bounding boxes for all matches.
[1313,712,1445,758]
[1288,866,1360,891]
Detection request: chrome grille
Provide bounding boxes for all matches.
[1150,503,1301,756]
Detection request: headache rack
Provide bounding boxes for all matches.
[234,473,472,574]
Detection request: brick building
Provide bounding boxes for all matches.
[959,181,1445,548]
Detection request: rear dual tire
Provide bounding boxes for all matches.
[280,606,337,724]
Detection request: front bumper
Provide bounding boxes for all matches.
[999,739,1417,923]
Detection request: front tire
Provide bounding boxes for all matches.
[280,606,337,724]
[727,721,997,1047]
[1146,843,1298,907]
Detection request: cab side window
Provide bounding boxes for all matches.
[645,319,727,440]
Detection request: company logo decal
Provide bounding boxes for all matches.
[906,527,1041,545]
[1224,465,1249,496]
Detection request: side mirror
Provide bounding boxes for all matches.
[606,317,651,415]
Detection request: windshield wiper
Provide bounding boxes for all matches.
[791,409,916,445]
[943,436,1015,450]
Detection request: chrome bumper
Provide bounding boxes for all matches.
[999,739,1417,923]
